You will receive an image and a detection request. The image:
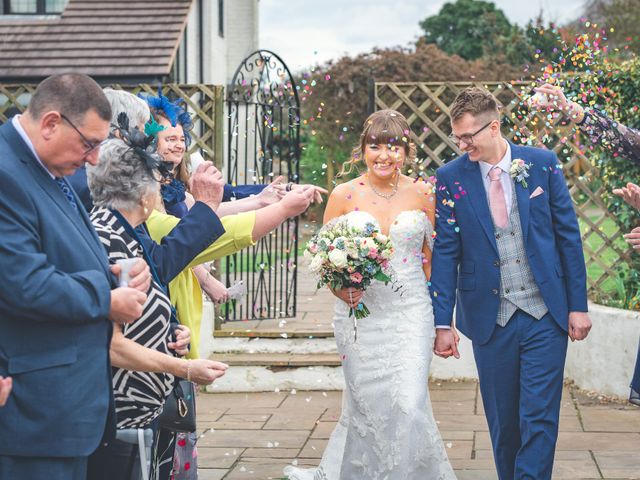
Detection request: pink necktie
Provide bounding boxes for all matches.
[488,166,508,229]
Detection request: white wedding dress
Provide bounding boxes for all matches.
[285,210,456,480]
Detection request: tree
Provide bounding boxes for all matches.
[419,0,513,60]
[580,0,640,55]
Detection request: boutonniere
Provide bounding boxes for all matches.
[510,159,531,188]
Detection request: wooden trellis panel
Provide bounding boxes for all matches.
[0,83,225,168]
[376,81,629,299]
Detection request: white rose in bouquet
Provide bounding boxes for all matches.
[328,248,348,268]
[309,254,324,273]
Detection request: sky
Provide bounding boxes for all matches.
[260,0,587,71]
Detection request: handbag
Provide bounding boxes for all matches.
[158,379,197,433]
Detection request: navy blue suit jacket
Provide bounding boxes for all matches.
[0,122,116,457]
[223,183,266,201]
[68,166,226,286]
[430,143,588,345]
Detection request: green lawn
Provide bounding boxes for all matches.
[579,214,627,300]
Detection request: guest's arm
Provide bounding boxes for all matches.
[140,162,226,285]
[216,178,326,217]
[534,83,640,162]
[109,324,228,384]
[146,188,314,268]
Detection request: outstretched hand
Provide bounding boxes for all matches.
[434,327,460,359]
[613,182,640,211]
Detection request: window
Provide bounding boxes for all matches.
[3,0,68,14]
[218,0,224,37]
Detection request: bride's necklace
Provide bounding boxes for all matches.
[368,171,399,199]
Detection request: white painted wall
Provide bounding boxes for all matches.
[182,0,260,86]
[432,303,639,399]
[565,303,639,398]
[224,0,259,84]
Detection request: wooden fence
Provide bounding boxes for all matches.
[375,81,629,299]
[0,83,225,167]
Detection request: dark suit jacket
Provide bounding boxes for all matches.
[430,143,588,345]
[223,183,266,201]
[0,122,116,457]
[68,166,226,287]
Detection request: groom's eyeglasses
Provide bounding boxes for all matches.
[448,120,495,146]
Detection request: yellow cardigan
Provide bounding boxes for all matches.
[145,210,256,359]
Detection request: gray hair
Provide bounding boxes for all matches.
[87,138,158,211]
[102,88,150,128]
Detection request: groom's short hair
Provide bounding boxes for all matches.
[450,87,501,123]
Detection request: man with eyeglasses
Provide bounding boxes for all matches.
[0,74,153,480]
[430,87,591,480]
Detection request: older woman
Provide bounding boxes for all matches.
[85,137,229,479]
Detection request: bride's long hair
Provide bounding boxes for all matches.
[339,109,417,177]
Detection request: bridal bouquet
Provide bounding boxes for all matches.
[304,216,395,320]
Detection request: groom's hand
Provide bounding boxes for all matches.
[434,328,460,359]
[568,312,592,341]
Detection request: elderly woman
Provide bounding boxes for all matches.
[85,136,229,479]
[533,83,640,406]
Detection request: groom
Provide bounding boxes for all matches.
[430,87,592,480]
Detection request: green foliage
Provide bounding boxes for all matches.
[299,44,518,192]
[566,57,640,308]
[580,0,640,56]
[420,0,512,60]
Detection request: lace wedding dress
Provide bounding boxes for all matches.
[285,210,456,479]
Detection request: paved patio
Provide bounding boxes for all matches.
[195,382,640,480]
[204,259,640,479]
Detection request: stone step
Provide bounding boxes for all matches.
[214,329,334,338]
[211,336,338,355]
[214,352,342,367]
[206,353,345,393]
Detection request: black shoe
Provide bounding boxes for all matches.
[630,388,640,406]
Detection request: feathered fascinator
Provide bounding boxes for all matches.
[112,112,173,180]
[141,89,193,147]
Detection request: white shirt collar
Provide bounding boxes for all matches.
[12,114,55,179]
[478,140,511,178]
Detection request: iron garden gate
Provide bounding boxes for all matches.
[224,50,301,321]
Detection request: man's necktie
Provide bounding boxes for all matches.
[488,166,508,229]
[54,177,78,212]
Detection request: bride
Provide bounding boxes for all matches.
[285,110,457,479]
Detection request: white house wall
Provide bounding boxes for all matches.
[183,0,259,86]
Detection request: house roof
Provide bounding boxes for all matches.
[0,0,194,82]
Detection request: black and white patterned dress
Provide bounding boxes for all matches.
[91,207,175,429]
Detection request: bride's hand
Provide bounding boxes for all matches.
[330,287,364,307]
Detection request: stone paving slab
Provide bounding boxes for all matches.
[195,382,640,479]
